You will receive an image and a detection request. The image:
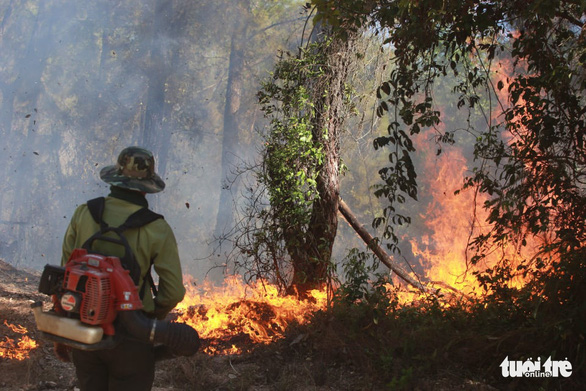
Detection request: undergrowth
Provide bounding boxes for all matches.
[158,249,584,390]
[157,290,583,390]
[301,250,585,390]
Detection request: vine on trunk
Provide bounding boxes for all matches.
[234,33,357,294]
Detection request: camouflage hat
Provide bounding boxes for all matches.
[99,147,165,193]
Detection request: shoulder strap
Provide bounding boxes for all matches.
[86,197,164,231]
[86,197,107,231]
[117,208,163,299]
[119,208,164,231]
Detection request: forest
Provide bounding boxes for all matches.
[1,0,584,390]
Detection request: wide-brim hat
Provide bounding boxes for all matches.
[99,147,165,193]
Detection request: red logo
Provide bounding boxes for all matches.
[61,293,77,312]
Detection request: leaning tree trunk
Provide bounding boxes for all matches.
[337,199,428,292]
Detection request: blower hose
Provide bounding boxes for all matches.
[118,310,200,357]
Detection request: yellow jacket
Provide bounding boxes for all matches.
[61,191,185,319]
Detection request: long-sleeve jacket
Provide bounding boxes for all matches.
[61,190,185,319]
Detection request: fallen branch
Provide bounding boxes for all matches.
[337,199,428,293]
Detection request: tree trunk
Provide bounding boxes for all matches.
[138,0,177,204]
[214,0,250,239]
[289,33,355,293]
[1,0,52,267]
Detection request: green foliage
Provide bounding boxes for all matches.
[386,366,414,391]
[335,248,396,312]
[337,248,379,303]
[255,43,332,273]
[258,46,328,231]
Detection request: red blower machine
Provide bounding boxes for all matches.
[32,249,200,356]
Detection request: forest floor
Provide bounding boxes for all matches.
[0,259,499,391]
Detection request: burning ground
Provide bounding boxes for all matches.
[0,258,513,391]
[0,259,370,390]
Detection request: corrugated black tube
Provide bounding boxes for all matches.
[118,310,200,356]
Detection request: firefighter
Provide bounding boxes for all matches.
[60,146,186,391]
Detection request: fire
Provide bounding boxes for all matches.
[0,320,38,361]
[393,127,536,304]
[392,56,544,304]
[413,135,493,296]
[409,138,485,297]
[176,275,328,355]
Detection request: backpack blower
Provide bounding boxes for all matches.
[31,197,200,357]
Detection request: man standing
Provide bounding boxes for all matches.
[61,146,186,391]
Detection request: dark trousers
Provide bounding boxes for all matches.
[72,338,155,391]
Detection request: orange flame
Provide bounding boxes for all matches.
[0,321,38,361]
[411,139,485,295]
[393,56,547,304]
[396,126,538,303]
[176,275,328,355]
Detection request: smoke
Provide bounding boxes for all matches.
[0,0,308,283]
